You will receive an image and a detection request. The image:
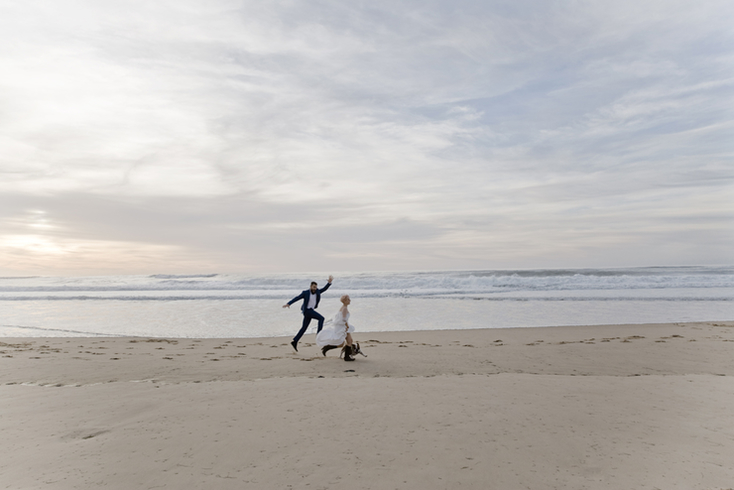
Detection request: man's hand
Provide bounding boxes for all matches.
[282,304,290,308]
[328,275,334,283]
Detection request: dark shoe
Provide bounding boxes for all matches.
[321,345,339,356]
[290,341,298,352]
[343,345,355,362]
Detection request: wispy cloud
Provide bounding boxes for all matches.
[1,0,732,274]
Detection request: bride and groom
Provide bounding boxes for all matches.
[282,275,360,361]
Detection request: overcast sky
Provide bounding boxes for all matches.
[1,0,732,276]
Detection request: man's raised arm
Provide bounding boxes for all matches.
[319,275,334,293]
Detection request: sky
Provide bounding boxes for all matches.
[1,0,733,276]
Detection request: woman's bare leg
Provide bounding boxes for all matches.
[345,333,353,346]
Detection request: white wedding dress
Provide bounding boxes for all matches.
[315,308,355,348]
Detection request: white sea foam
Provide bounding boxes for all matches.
[1,266,732,298]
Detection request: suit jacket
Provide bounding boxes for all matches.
[287,282,331,313]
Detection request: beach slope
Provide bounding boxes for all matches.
[2,321,733,489]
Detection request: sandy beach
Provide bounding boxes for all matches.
[2,321,733,489]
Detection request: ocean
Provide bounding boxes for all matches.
[1,266,732,338]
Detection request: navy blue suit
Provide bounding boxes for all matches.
[288,282,331,344]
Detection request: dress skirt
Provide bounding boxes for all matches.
[315,310,354,348]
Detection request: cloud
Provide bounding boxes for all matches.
[0,0,732,274]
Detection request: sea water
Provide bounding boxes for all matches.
[1,266,732,338]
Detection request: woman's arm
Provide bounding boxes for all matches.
[341,306,349,329]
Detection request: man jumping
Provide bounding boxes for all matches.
[283,275,333,352]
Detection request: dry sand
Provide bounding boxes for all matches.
[1,321,733,489]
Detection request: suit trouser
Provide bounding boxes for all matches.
[293,308,325,343]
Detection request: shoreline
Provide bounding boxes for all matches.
[2,320,733,488]
[4,317,734,341]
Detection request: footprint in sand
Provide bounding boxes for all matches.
[621,336,645,342]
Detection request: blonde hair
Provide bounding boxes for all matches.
[340,294,350,304]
